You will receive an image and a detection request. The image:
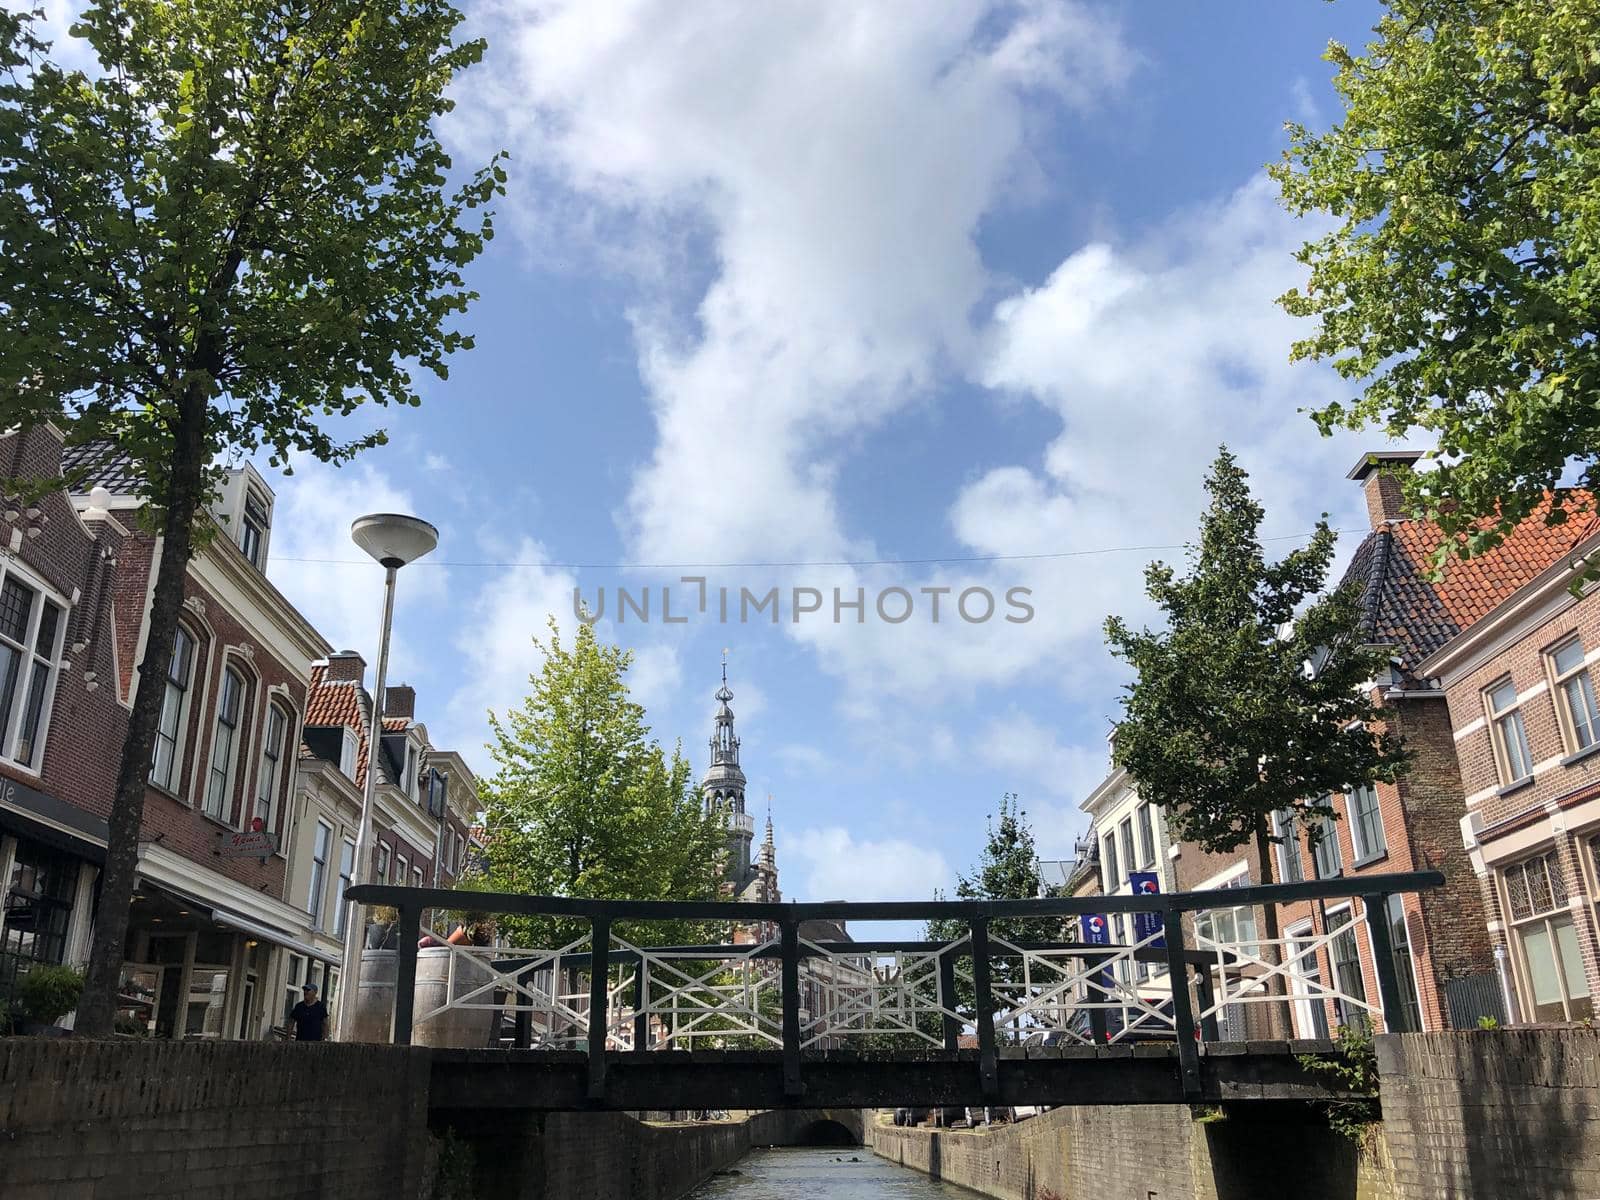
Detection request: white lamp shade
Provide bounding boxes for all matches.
[351,513,439,568]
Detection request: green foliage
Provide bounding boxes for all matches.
[1477,1015,1501,1031]
[18,965,85,1026]
[0,0,504,495]
[479,619,728,949]
[1104,448,1407,865]
[1273,0,1600,568]
[1296,1019,1381,1145]
[926,794,1046,1020]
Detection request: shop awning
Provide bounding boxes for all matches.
[0,777,107,863]
[141,878,340,965]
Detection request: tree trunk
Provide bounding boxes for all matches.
[74,402,207,1037]
[1253,818,1291,1040]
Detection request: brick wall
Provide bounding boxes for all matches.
[870,1103,1393,1200]
[0,1040,433,1200]
[1376,1029,1600,1200]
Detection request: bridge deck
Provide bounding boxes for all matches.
[427,1041,1357,1111]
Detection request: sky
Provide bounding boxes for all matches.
[40,0,1401,908]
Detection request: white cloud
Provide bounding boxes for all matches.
[785,826,950,904]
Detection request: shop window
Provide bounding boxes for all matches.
[0,569,68,771]
[1348,784,1386,862]
[151,626,196,792]
[1486,678,1533,785]
[203,666,247,820]
[1503,851,1592,1022]
[1550,637,1600,754]
[1,838,76,977]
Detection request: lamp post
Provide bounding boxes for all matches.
[335,513,439,1041]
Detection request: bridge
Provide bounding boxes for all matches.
[346,870,1442,1111]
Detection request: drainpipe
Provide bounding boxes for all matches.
[1493,943,1520,1025]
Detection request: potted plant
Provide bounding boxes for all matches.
[17,965,85,1035]
[413,875,500,1048]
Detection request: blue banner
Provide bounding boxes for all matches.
[1129,871,1166,949]
[1079,913,1111,945]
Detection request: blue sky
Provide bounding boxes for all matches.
[52,1,1404,905]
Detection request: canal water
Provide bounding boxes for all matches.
[684,1147,981,1198]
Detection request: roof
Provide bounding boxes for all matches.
[302,666,389,790]
[1341,494,1600,672]
[60,442,144,494]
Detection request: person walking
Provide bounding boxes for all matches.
[289,982,328,1042]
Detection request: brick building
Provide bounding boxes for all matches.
[1413,501,1600,1025]
[289,656,478,1019]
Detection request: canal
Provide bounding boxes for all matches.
[684,1147,980,1198]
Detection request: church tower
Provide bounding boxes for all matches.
[703,656,755,888]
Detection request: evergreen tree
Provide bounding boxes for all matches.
[1104,448,1407,1028]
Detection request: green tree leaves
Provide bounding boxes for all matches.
[1273,0,1600,565]
[478,619,727,949]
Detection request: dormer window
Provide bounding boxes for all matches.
[239,491,269,569]
[340,728,359,781]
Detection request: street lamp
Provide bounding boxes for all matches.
[336,513,439,1042]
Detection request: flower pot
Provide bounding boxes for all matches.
[411,945,497,1048]
[345,948,399,1043]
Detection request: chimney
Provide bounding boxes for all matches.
[1347,450,1424,529]
[384,684,416,720]
[323,650,366,685]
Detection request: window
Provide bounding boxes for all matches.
[1311,809,1342,879]
[151,627,195,791]
[333,837,356,938]
[1194,874,1258,955]
[1328,916,1368,1029]
[1385,895,1423,1033]
[1101,830,1120,892]
[394,854,407,886]
[404,743,420,801]
[239,491,268,569]
[1550,637,1600,755]
[340,728,359,781]
[412,864,425,889]
[0,572,66,772]
[1118,816,1136,877]
[254,704,288,831]
[1287,929,1330,1039]
[1347,784,1387,862]
[376,842,390,881]
[283,953,306,1022]
[454,832,465,877]
[1135,803,1156,869]
[1,837,76,971]
[1274,809,1303,883]
[1487,678,1533,784]
[1503,850,1591,1022]
[427,769,447,820]
[204,666,246,820]
[307,820,332,929]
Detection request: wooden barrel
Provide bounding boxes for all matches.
[344,948,398,1043]
[411,946,497,1048]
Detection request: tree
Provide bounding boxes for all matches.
[1273,0,1600,570]
[926,794,1044,1030]
[1103,449,1407,1030]
[478,619,727,951]
[0,0,504,1033]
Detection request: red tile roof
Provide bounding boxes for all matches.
[1342,494,1599,672]
[302,664,382,789]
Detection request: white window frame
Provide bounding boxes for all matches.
[333,836,356,938]
[1135,802,1156,869]
[1284,919,1329,1040]
[1323,902,1370,1030]
[1310,808,1342,879]
[1501,850,1591,1022]
[1486,677,1534,786]
[1347,784,1387,863]
[1273,809,1304,883]
[340,727,359,781]
[1101,830,1120,892]
[394,853,407,886]
[412,863,425,889]
[253,703,288,832]
[151,625,196,793]
[239,489,269,569]
[203,664,247,821]
[1548,636,1600,756]
[454,832,465,875]
[0,565,69,774]
[307,820,332,930]
[376,842,391,882]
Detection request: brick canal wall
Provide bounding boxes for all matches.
[1377,1029,1600,1199]
[870,1103,1391,1200]
[0,1038,867,1200]
[872,1031,1600,1200]
[0,1040,435,1200]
